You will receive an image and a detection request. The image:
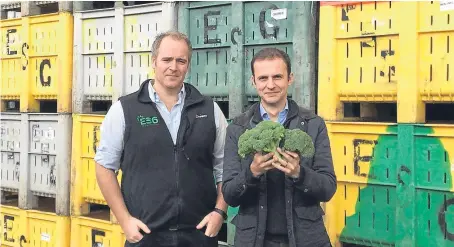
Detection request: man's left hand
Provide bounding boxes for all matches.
[272,147,301,179]
[196,210,224,237]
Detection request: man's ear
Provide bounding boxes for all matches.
[288,72,294,86]
[151,56,156,69]
[251,75,257,88]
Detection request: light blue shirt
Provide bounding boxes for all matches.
[259,100,289,124]
[94,81,228,183]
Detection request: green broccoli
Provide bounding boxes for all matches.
[282,129,315,158]
[238,120,285,158]
[237,120,315,159]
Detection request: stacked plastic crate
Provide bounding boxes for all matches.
[0,1,73,246]
[318,1,454,247]
[69,2,178,246]
[177,1,320,245]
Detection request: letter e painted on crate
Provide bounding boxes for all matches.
[6,29,18,55]
[204,11,222,44]
[353,139,378,179]
[3,215,14,242]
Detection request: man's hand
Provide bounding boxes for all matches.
[272,148,301,178]
[250,152,275,178]
[196,211,224,237]
[120,215,151,243]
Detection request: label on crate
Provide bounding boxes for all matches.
[271,8,287,20]
[41,233,51,242]
[440,0,454,11]
[43,128,55,140]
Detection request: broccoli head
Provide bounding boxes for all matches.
[238,120,285,158]
[282,129,315,158]
[237,120,315,159]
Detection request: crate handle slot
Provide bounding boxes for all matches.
[7,141,14,151]
[7,152,14,159]
[41,143,49,153]
[32,124,41,140]
[42,155,49,163]
[93,126,100,153]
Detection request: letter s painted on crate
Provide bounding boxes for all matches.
[21,43,29,70]
[19,235,27,247]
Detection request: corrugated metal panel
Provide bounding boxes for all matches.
[179,1,318,117]
[73,2,178,114]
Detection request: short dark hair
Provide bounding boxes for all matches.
[151,31,192,59]
[250,48,291,76]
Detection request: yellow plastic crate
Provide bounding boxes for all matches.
[0,12,73,113]
[0,205,70,247]
[70,215,126,247]
[324,122,454,246]
[0,204,26,247]
[318,1,454,123]
[324,122,398,246]
[70,114,122,221]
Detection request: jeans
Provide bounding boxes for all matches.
[264,239,290,247]
[124,228,218,247]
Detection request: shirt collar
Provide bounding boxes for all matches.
[259,100,289,122]
[148,80,186,104]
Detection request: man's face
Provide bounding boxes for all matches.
[152,36,190,90]
[252,58,293,105]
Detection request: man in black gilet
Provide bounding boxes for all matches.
[222,48,337,247]
[94,31,229,247]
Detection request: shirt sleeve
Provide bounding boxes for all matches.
[93,100,125,171]
[212,102,228,184]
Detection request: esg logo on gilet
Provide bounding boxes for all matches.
[137,115,159,127]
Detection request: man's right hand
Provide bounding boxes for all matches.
[250,152,275,178]
[120,215,151,243]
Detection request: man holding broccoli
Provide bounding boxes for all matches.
[222,48,336,247]
[94,31,229,246]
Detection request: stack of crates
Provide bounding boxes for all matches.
[318,1,454,247]
[69,2,178,246]
[177,1,320,245]
[0,1,73,246]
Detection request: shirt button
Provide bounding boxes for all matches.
[260,206,264,209]
[304,188,308,192]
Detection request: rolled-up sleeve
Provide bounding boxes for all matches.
[94,100,125,171]
[212,102,228,184]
